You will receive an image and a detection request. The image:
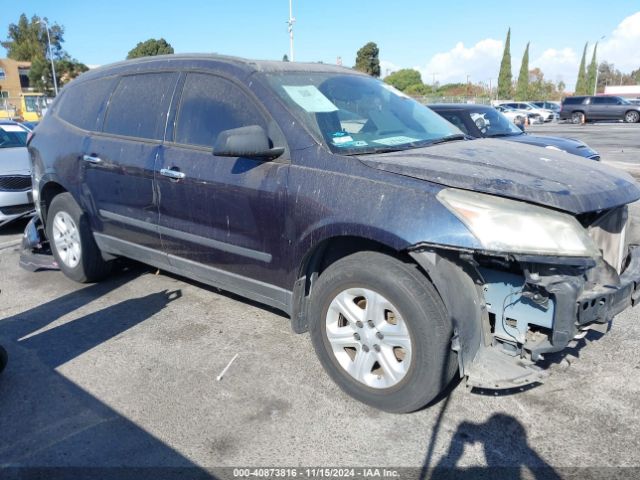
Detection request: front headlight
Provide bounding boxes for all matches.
[437,188,600,257]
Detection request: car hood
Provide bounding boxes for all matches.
[360,139,640,214]
[504,134,597,158]
[0,147,31,175]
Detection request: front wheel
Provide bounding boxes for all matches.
[625,111,640,123]
[309,252,457,413]
[46,193,112,283]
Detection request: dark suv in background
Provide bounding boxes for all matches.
[560,95,640,123]
[25,54,640,412]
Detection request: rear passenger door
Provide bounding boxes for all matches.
[156,72,290,302]
[84,72,179,249]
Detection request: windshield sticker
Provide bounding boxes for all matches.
[332,135,354,145]
[0,125,26,132]
[373,136,420,146]
[282,85,338,113]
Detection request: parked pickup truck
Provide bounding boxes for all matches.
[560,95,640,124]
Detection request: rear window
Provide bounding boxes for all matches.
[103,72,178,140]
[562,97,585,105]
[57,77,116,131]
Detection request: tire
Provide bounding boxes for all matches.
[46,193,112,283]
[0,346,7,373]
[625,111,640,123]
[308,251,457,413]
[571,112,584,124]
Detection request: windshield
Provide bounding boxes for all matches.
[264,72,462,154]
[0,124,28,148]
[470,108,523,137]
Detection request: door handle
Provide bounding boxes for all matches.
[82,154,102,164]
[160,168,186,180]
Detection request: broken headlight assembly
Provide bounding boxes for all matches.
[437,188,601,258]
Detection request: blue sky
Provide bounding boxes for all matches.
[1,1,639,89]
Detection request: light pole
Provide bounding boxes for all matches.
[287,0,296,62]
[593,35,605,96]
[37,20,58,96]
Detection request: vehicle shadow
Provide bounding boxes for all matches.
[0,269,215,479]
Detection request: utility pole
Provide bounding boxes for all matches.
[593,35,605,95]
[37,19,58,96]
[287,0,296,62]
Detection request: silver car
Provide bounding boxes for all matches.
[0,121,34,226]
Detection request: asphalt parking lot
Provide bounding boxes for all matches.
[1,123,640,479]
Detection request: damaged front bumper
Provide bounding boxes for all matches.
[410,244,640,390]
[19,216,59,272]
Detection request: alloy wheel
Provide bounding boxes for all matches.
[51,211,82,268]
[325,288,412,389]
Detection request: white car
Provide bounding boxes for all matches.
[493,106,526,125]
[499,102,556,122]
[0,121,34,226]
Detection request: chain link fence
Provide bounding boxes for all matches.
[414,96,493,105]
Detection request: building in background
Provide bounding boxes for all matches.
[0,58,47,121]
[603,85,640,99]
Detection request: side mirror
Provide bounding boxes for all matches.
[213,125,284,160]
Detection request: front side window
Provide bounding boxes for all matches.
[174,73,267,148]
[103,72,178,140]
[263,72,460,154]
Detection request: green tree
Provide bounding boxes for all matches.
[354,42,380,77]
[586,43,598,95]
[574,43,588,95]
[1,13,64,61]
[2,13,84,94]
[404,83,430,96]
[127,38,174,59]
[282,54,289,62]
[384,69,423,91]
[497,28,513,99]
[515,42,530,100]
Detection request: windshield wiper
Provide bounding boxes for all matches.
[428,134,468,145]
[486,132,521,138]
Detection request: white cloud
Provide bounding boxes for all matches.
[384,10,640,92]
[599,11,640,72]
[416,38,503,85]
[531,47,579,86]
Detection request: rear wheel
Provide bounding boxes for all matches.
[308,251,457,413]
[46,193,112,283]
[625,111,640,123]
[571,111,584,124]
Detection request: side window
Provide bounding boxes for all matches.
[440,112,469,134]
[57,77,115,131]
[174,73,267,148]
[103,72,177,140]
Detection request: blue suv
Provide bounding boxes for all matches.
[25,54,640,412]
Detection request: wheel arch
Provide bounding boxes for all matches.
[38,180,68,227]
[290,233,416,334]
